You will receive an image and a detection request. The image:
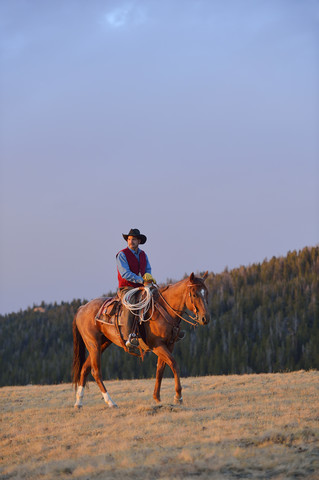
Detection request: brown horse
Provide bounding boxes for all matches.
[72,272,210,408]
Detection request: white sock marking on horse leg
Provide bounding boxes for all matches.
[74,385,84,408]
[102,391,118,408]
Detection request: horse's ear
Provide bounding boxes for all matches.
[202,271,208,281]
[189,272,195,282]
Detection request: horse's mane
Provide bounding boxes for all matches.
[159,275,204,294]
[159,285,171,293]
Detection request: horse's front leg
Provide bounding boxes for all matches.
[153,344,182,404]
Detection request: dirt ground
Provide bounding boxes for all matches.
[0,371,318,479]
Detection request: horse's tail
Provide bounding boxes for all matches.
[72,312,86,390]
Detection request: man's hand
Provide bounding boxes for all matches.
[143,273,156,284]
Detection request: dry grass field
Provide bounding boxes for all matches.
[1,371,318,480]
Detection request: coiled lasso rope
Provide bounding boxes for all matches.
[122,285,155,322]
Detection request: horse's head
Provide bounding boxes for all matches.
[185,272,210,326]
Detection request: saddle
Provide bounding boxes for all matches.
[95,289,156,326]
[96,296,120,321]
[95,291,181,356]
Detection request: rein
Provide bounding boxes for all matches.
[156,284,199,327]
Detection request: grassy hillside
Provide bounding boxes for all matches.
[0,371,318,479]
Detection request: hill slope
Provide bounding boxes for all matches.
[0,372,318,479]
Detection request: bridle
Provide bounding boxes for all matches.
[156,283,207,327]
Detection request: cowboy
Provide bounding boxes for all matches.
[116,228,156,351]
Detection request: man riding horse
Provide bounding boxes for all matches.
[73,230,210,407]
[116,228,185,354]
[116,228,156,353]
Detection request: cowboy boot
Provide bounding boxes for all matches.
[125,333,139,348]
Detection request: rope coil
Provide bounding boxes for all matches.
[122,285,154,322]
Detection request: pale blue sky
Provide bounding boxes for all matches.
[0,0,318,314]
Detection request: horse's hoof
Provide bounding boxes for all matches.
[108,402,118,408]
[74,404,83,409]
[174,396,183,405]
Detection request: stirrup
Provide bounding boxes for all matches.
[125,334,139,348]
[125,337,140,355]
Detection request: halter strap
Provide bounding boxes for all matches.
[156,284,199,327]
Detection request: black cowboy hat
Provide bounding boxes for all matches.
[122,228,147,244]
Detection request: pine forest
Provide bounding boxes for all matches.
[0,246,318,387]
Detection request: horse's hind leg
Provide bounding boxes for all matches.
[75,340,113,408]
[153,357,166,403]
[88,343,118,408]
[74,355,91,408]
[153,344,182,404]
